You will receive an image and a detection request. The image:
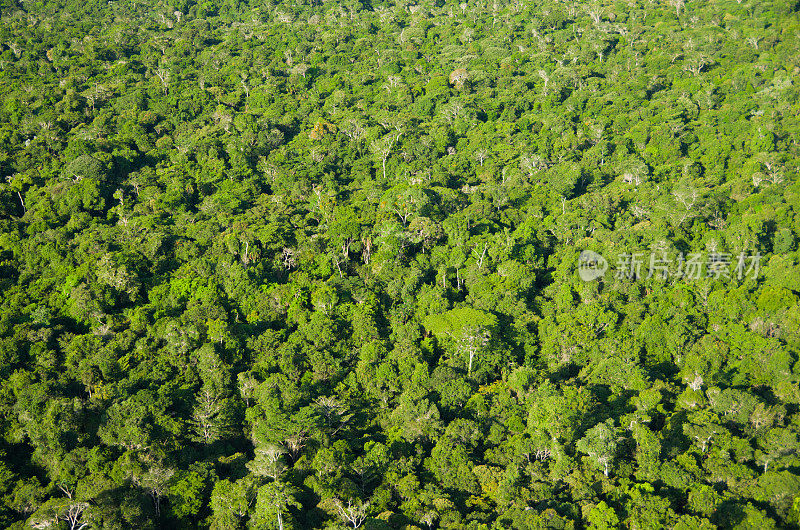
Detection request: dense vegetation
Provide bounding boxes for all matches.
[1,0,800,527]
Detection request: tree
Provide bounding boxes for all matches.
[132,466,174,517]
[210,479,253,530]
[449,68,469,89]
[63,154,105,182]
[370,136,395,181]
[458,326,490,376]
[683,411,723,454]
[577,420,618,477]
[669,185,702,227]
[424,308,498,376]
[333,498,369,529]
[586,501,619,529]
[97,393,155,451]
[28,498,90,530]
[755,429,800,474]
[253,481,301,530]
[168,467,209,519]
[191,344,234,444]
[668,0,684,18]
[248,443,286,480]
[380,185,431,227]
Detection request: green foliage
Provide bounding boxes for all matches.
[0,0,798,527]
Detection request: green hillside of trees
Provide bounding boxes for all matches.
[1,0,799,527]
